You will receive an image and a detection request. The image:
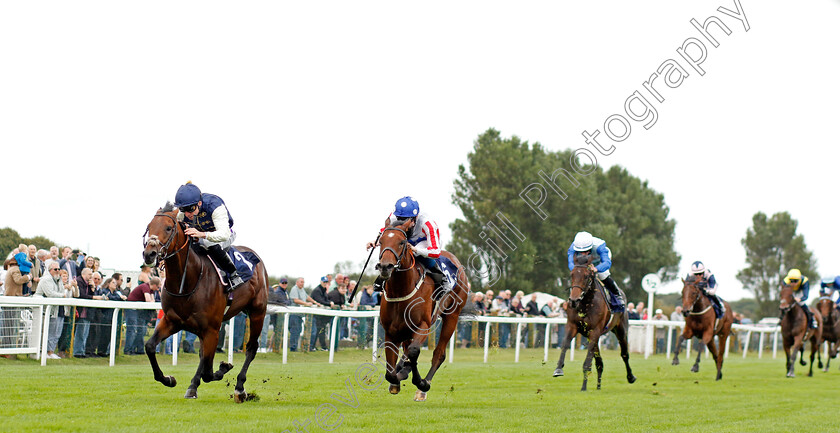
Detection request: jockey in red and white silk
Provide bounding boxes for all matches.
[380,211,442,260]
[370,196,450,293]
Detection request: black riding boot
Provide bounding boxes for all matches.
[801,304,818,329]
[710,295,724,318]
[602,276,625,313]
[207,245,244,292]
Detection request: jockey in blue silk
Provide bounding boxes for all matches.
[566,231,624,313]
[785,268,817,329]
[687,261,724,319]
[174,182,244,292]
[367,196,449,294]
[820,276,840,307]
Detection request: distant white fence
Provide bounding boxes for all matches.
[0,296,789,367]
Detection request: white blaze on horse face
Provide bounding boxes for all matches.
[387,233,394,238]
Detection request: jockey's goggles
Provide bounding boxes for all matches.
[179,204,197,213]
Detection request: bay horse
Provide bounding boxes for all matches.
[671,277,734,380]
[142,204,268,402]
[779,283,822,377]
[553,254,636,391]
[376,219,470,402]
[816,297,840,372]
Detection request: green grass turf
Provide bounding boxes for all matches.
[2,347,839,433]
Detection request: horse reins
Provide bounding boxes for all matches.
[144,212,204,297]
[685,284,713,316]
[379,227,421,302]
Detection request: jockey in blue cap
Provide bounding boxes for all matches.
[687,261,724,318]
[785,269,817,329]
[174,182,244,292]
[567,231,624,313]
[820,276,840,308]
[367,196,449,293]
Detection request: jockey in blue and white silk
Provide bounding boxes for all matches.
[174,182,244,291]
[687,261,724,319]
[566,231,625,313]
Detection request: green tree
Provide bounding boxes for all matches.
[736,211,817,319]
[0,227,23,258]
[450,129,680,302]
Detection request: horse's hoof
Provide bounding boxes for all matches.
[164,376,177,388]
[671,359,679,366]
[184,389,197,399]
[417,379,431,392]
[786,372,795,378]
[414,390,427,402]
[818,362,824,369]
[627,375,637,384]
[808,372,813,377]
[716,373,722,381]
[580,386,588,392]
[690,365,699,373]
[389,384,400,395]
[233,390,247,404]
[553,368,564,377]
[800,360,806,366]
[220,362,234,373]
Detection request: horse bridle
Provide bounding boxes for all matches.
[685,281,704,313]
[569,264,594,300]
[378,227,414,272]
[144,212,205,297]
[143,212,191,263]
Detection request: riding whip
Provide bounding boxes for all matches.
[349,232,381,302]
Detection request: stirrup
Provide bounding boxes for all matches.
[227,272,245,292]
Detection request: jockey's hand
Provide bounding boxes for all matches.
[588,264,597,272]
[366,241,378,250]
[184,227,205,239]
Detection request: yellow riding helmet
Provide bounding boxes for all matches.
[787,269,802,280]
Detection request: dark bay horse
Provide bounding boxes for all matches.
[376,219,470,402]
[142,204,268,402]
[671,277,734,380]
[816,297,840,372]
[553,254,635,391]
[779,283,822,378]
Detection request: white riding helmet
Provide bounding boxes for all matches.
[573,232,594,252]
[690,261,706,274]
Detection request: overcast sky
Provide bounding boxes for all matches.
[2,1,838,303]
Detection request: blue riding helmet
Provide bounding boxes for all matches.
[174,183,202,208]
[394,196,419,218]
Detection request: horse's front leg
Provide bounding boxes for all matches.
[381,336,402,395]
[672,333,687,366]
[788,336,803,377]
[554,324,576,377]
[594,344,604,391]
[406,329,431,401]
[145,316,178,388]
[809,335,819,377]
[693,330,714,373]
[581,332,600,391]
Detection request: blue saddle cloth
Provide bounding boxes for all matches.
[436,256,459,288]
[227,247,259,284]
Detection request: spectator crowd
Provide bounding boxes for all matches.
[1,245,760,359]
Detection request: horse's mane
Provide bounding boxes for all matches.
[390,218,410,228]
[160,201,175,213]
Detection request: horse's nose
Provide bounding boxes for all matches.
[143,250,157,266]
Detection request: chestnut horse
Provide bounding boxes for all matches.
[553,254,636,391]
[671,277,734,380]
[816,297,840,372]
[376,219,470,402]
[142,204,268,402]
[779,283,822,378]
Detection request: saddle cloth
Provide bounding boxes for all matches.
[436,256,459,288]
[206,246,260,287]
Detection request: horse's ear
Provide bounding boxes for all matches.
[681,278,685,284]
